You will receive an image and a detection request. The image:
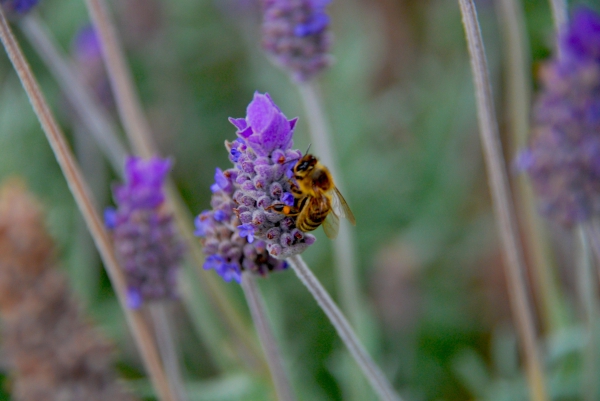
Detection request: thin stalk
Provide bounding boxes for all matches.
[586,221,600,284]
[149,303,189,401]
[458,1,548,401]
[83,0,154,157]
[241,273,295,401]
[297,82,370,400]
[577,225,598,401]
[72,122,106,304]
[19,14,127,173]
[0,8,175,400]
[167,184,268,373]
[18,13,261,373]
[287,255,401,401]
[549,0,568,37]
[496,0,567,333]
[296,82,363,328]
[82,0,266,370]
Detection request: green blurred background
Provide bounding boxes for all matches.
[0,0,599,399]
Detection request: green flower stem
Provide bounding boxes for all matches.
[496,0,567,333]
[549,0,568,36]
[0,8,175,400]
[297,81,371,399]
[287,255,401,401]
[458,1,548,400]
[82,0,266,372]
[149,303,190,401]
[578,225,598,401]
[296,81,363,330]
[241,273,295,401]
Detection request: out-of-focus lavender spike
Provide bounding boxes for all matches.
[0,0,39,16]
[106,156,185,307]
[260,0,333,82]
[521,6,600,226]
[0,180,137,401]
[71,25,115,111]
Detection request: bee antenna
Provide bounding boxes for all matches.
[305,143,312,155]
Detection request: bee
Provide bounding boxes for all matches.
[267,154,355,239]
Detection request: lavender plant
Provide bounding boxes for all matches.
[105,156,184,308]
[196,91,315,274]
[3,0,597,399]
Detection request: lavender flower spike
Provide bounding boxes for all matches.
[196,92,314,282]
[0,0,39,15]
[520,6,600,226]
[106,156,184,308]
[261,0,333,82]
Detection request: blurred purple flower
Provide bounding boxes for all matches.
[261,0,333,81]
[0,0,39,15]
[106,156,184,307]
[561,7,600,62]
[521,6,600,226]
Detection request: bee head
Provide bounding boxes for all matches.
[294,154,317,175]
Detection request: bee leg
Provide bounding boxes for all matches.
[287,180,304,198]
[265,203,300,216]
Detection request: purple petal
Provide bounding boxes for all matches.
[104,207,117,230]
[247,93,276,134]
[282,192,295,206]
[228,117,248,131]
[126,287,143,309]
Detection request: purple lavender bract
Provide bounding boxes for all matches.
[261,0,332,82]
[196,92,314,282]
[106,157,184,308]
[520,7,600,226]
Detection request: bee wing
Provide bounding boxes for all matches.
[331,187,356,226]
[322,208,340,239]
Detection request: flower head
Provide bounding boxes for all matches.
[261,0,333,81]
[106,157,184,307]
[520,6,600,226]
[197,93,315,281]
